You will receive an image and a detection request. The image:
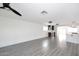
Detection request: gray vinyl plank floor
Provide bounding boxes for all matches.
[0,37,79,56]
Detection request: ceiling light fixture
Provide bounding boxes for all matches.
[41,11,48,15]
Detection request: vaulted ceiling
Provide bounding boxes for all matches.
[0,3,79,25]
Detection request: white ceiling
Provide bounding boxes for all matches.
[0,3,79,25]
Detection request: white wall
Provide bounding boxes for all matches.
[0,17,47,48]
